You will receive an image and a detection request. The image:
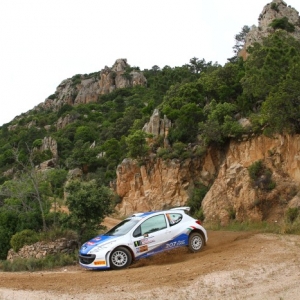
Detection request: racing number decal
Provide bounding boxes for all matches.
[165,240,185,249]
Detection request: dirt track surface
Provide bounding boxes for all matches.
[1,226,300,299]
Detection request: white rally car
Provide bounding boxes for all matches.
[78,207,207,270]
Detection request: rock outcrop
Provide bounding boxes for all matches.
[142,109,172,138]
[240,0,300,59]
[33,59,147,117]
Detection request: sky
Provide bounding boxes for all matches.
[0,0,299,126]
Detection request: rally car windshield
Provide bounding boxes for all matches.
[104,218,140,236]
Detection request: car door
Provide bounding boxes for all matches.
[164,212,188,248]
[131,214,169,258]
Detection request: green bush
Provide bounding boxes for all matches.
[47,94,57,100]
[187,184,209,218]
[10,229,39,252]
[248,160,263,181]
[286,207,299,223]
[248,160,276,190]
[157,148,171,159]
[269,17,295,32]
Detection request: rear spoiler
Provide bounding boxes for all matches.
[170,206,190,212]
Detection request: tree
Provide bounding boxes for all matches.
[198,100,243,145]
[65,180,113,242]
[125,130,150,159]
[168,103,204,144]
[241,31,300,114]
[189,57,212,74]
[67,140,102,173]
[45,169,68,226]
[74,126,98,143]
[11,146,49,231]
[101,138,123,167]
[233,25,250,55]
[199,62,244,104]
[260,62,300,134]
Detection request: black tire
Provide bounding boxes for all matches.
[188,232,204,253]
[110,247,132,270]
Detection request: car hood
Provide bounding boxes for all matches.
[80,235,118,254]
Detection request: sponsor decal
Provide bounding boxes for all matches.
[94,260,106,266]
[87,241,95,245]
[185,226,196,233]
[136,245,148,253]
[134,238,155,247]
[141,238,155,245]
[94,237,102,241]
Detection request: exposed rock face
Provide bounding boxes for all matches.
[40,136,58,160]
[34,137,58,171]
[202,134,300,225]
[116,148,221,216]
[56,113,78,130]
[33,59,147,116]
[74,77,99,105]
[115,134,300,225]
[240,0,300,59]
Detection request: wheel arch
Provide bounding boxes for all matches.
[109,245,135,261]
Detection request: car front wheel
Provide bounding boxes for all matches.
[110,247,132,270]
[188,232,204,252]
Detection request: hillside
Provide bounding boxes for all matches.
[0,0,300,260]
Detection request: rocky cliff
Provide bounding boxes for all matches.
[240,0,300,59]
[115,110,300,225]
[202,134,300,225]
[33,58,147,115]
[115,133,300,224]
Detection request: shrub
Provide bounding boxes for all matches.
[248,160,276,190]
[227,207,236,220]
[187,184,209,218]
[47,94,57,100]
[194,208,205,222]
[286,207,299,223]
[10,229,39,252]
[157,148,171,159]
[248,160,263,181]
[271,3,279,12]
[269,17,295,32]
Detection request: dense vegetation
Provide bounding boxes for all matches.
[0,29,300,260]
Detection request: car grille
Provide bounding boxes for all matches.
[79,254,96,265]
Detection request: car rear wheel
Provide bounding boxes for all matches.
[110,247,132,270]
[188,232,204,252]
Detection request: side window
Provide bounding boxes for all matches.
[133,226,141,238]
[166,213,182,226]
[140,214,167,235]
